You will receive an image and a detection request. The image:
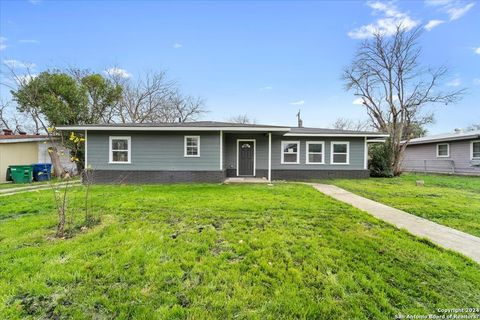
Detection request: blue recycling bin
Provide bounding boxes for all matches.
[32,163,52,181]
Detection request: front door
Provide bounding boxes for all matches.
[238,140,255,176]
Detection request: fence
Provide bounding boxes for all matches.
[401,159,456,174]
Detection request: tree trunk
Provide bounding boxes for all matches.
[391,141,406,176]
[392,154,402,176]
[48,146,65,178]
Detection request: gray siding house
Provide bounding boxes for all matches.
[402,130,480,176]
[58,121,387,183]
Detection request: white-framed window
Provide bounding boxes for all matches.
[331,141,349,164]
[184,136,200,157]
[436,143,450,158]
[109,136,131,164]
[306,141,325,164]
[281,141,300,164]
[472,141,480,160]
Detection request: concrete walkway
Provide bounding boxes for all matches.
[224,177,270,184]
[311,183,480,264]
[0,181,81,197]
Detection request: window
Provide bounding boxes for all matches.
[472,141,480,160]
[331,142,349,164]
[281,141,300,164]
[109,136,131,164]
[184,136,200,157]
[306,141,325,164]
[437,143,449,157]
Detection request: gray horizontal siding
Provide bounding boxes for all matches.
[224,134,269,170]
[224,134,366,171]
[402,139,480,175]
[87,131,221,171]
[271,137,365,170]
[87,131,367,173]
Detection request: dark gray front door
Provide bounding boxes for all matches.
[238,140,255,176]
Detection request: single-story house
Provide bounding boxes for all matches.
[402,129,480,176]
[0,131,76,183]
[57,121,388,183]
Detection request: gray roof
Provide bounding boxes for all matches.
[58,121,288,129]
[56,121,388,137]
[288,127,385,135]
[407,130,480,145]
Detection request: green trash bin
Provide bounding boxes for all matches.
[9,165,33,184]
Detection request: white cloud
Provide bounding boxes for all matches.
[290,100,305,106]
[18,39,39,44]
[425,19,444,31]
[446,77,461,87]
[3,59,36,69]
[425,0,454,6]
[475,47,480,55]
[348,1,419,39]
[104,67,131,78]
[173,43,183,49]
[447,2,475,20]
[425,0,475,21]
[352,98,364,105]
[0,37,7,51]
[259,86,273,91]
[473,78,480,85]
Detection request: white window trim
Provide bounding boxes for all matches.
[109,136,131,164]
[471,140,480,160]
[184,135,201,157]
[436,143,450,158]
[281,141,300,164]
[236,139,256,176]
[330,141,350,165]
[305,141,325,164]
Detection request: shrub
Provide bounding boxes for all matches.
[369,142,394,177]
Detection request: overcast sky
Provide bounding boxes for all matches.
[1,0,479,134]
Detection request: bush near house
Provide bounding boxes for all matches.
[369,142,394,178]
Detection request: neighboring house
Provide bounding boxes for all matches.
[402,129,480,176]
[57,121,387,183]
[0,132,76,183]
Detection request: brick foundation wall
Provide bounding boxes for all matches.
[89,170,226,184]
[272,170,369,180]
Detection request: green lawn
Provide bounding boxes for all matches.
[1,183,480,319]
[326,173,480,237]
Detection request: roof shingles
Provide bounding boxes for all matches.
[56,121,387,136]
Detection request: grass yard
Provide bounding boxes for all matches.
[1,183,480,319]
[326,173,480,237]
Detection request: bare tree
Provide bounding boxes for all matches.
[342,25,464,175]
[112,71,206,123]
[228,114,256,124]
[332,117,372,131]
[0,100,12,130]
[167,90,206,123]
